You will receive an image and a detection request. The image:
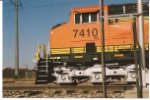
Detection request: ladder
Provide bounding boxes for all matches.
[35,58,52,84]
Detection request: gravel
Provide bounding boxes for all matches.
[3,90,125,98]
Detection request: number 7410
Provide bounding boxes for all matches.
[73,28,98,38]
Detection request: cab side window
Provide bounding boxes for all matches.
[75,13,80,24]
[74,11,101,24]
[91,12,97,22]
[82,13,89,23]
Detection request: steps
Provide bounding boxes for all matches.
[35,58,63,84]
[35,58,50,84]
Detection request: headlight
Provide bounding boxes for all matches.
[61,75,66,80]
[95,74,100,79]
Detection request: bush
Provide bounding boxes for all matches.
[13,74,20,80]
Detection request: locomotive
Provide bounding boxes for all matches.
[33,2,149,87]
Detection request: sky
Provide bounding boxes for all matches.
[3,0,138,70]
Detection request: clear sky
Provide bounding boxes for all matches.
[3,0,137,69]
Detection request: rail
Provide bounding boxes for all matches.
[3,85,134,91]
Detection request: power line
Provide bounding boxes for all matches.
[22,0,97,8]
[4,0,88,6]
[4,0,97,14]
[4,0,23,14]
[10,0,23,6]
[4,2,12,6]
[20,0,53,4]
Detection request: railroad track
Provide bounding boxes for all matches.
[3,85,137,98]
[3,85,134,91]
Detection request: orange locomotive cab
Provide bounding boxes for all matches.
[50,3,149,65]
[50,5,109,48]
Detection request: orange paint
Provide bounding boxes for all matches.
[50,5,149,49]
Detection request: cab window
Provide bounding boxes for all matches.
[91,12,97,22]
[75,13,80,24]
[74,11,102,24]
[82,12,97,23]
[82,13,89,23]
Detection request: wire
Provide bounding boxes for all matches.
[10,0,23,6]
[4,0,97,14]
[19,0,23,9]
[4,2,12,6]
[4,0,23,6]
[21,0,53,4]
[3,0,74,6]
[10,0,15,5]
[22,0,97,9]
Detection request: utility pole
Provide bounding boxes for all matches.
[10,0,19,76]
[99,0,106,98]
[132,18,140,98]
[15,0,19,76]
[137,0,145,98]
